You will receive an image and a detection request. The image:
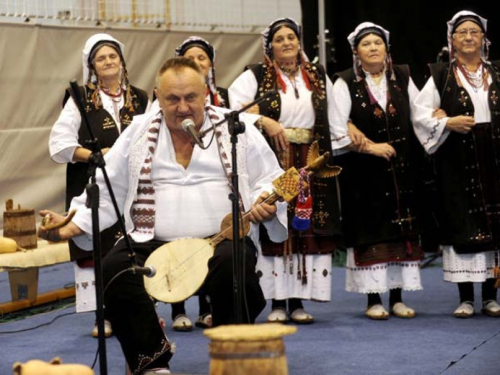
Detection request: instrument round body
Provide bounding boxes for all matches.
[144,237,214,303]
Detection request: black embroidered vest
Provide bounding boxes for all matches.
[211,87,230,108]
[333,65,423,247]
[428,61,500,252]
[248,62,341,236]
[61,85,148,260]
[62,85,148,209]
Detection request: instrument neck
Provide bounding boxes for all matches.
[209,191,280,246]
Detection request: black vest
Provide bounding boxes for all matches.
[247,62,341,236]
[332,65,423,247]
[62,85,148,209]
[428,61,500,252]
[62,85,148,260]
[211,87,230,108]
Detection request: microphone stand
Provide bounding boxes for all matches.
[224,110,246,324]
[68,80,138,375]
[198,90,277,139]
[198,91,277,324]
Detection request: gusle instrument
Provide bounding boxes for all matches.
[143,142,341,303]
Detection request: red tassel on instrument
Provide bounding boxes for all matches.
[292,168,312,231]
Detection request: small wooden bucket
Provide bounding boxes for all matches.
[204,323,297,375]
[3,199,37,249]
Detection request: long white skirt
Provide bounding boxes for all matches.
[345,248,422,294]
[442,245,496,283]
[74,263,96,313]
[257,253,332,302]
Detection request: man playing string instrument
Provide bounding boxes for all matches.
[38,57,287,375]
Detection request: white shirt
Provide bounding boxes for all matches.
[228,67,337,131]
[70,106,288,249]
[49,90,126,164]
[413,68,491,154]
[329,74,420,153]
[152,116,233,241]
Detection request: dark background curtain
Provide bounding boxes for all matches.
[300,1,499,88]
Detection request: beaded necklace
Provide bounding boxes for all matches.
[456,62,489,92]
[100,86,123,126]
[279,64,300,76]
[279,65,301,99]
[101,86,124,102]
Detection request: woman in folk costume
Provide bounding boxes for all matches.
[330,22,425,320]
[175,36,229,108]
[413,10,500,318]
[229,18,343,324]
[49,33,149,336]
[162,36,231,332]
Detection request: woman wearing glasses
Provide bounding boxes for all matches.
[413,10,500,318]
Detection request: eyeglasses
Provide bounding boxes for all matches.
[454,28,482,38]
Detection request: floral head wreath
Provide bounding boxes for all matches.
[447,10,490,61]
[347,22,394,82]
[175,36,222,106]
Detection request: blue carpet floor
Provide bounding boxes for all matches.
[0,258,499,375]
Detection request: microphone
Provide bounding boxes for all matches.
[128,265,157,278]
[181,119,205,148]
[437,46,449,63]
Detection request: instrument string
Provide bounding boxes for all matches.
[153,192,281,286]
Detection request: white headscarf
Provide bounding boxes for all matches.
[175,36,221,105]
[447,10,489,61]
[259,18,313,95]
[261,17,303,61]
[347,22,393,82]
[82,33,125,84]
[347,22,390,50]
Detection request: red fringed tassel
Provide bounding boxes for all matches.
[406,240,413,255]
[206,87,220,107]
[276,70,287,94]
[272,60,288,94]
[301,66,312,91]
[292,168,312,231]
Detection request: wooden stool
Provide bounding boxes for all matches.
[204,323,297,375]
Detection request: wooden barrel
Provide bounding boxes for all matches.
[204,323,297,375]
[3,199,37,249]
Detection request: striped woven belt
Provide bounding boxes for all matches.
[284,128,313,144]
